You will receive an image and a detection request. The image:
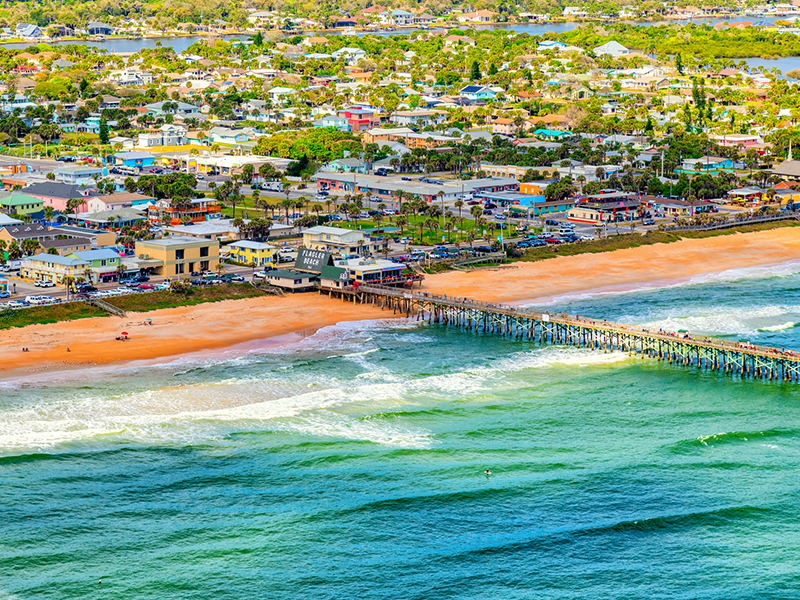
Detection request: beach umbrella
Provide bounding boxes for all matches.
[121,332,129,336]
[145,318,152,322]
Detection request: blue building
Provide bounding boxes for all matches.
[459,85,497,102]
[313,116,349,131]
[114,151,156,168]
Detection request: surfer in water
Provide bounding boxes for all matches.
[484,469,491,476]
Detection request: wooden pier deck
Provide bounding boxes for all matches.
[327,283,800,382]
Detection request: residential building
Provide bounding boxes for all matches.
[0,193,44,216]
[313,115,349,131]
[134,237,220,276]
[145,101,199,117]
[491,118,520,136]
[86,193,153,214]
[15,24,43,39]
[459,85,497,102]
[148,198,221,225]
[323,158,367,174]
[389,110,447,128]
[137,124,187,148]
[338,108,380,132]
[53,165,104,185]
[25,182,98,213]
[302,226,386,258]
[594,41,631,58]
[86,21,114,35]
[457,10,497,22]
[227,240,277,266]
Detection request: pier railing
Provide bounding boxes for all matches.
[337,284,800,381]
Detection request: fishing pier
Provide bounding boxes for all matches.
[328,284,800,382]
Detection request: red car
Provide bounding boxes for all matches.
[138,284,155,290]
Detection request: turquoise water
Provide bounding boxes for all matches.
[3,263,800,598]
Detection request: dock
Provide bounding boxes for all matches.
[326,283,800,382]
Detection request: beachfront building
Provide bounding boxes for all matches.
[567,192,641,223]
[134,237,219,276]
[67,249,122,283]
[319,257,409,292]
[20,253,89,284]
[227,240,277,267]
[302,225,386,258]
[262,269,318,292]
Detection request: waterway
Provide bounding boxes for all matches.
[2,15,790,54]
[2,262,800,598]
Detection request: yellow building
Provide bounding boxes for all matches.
[520,182,547,195]
[20,253,89,283]
[227,240,277,267]
[134,236,219,276]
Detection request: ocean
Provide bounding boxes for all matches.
[3,263,800,599]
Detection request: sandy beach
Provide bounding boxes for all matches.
[2,227,800,376]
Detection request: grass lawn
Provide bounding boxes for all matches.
[0,302,107,330]
[106,284,265,312]
[345,215,518,246]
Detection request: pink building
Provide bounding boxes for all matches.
[23,182,98,213]
[713,134,760,149]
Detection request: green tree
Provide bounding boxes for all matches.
[98,116,109,145]
[675,53,684,76]
[470,60,481,82]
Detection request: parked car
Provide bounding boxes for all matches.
[0,291,9,299]
[7,300,28,308]
[643,219,655,226]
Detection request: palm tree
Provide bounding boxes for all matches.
[280,197,294,224]
[59,271,76,294]
[396,215,408,235]
[470,204,482,230]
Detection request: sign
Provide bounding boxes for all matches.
[542,313,550,322]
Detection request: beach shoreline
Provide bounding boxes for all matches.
[2,227,800,378]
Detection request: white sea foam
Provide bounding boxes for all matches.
[758,321,798,332]
[0,335,631,452]
[525,260,800,307]
[636,304,800,337]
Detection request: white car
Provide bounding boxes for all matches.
[253,270,270,279]
[39,281,55,288]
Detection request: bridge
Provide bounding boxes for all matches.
[326,283,800,382]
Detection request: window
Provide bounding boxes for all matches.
[200,246,209,257]
[200,261,209,271]
[175,249,185,260]
[101,259,107,266]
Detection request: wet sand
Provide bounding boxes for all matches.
[2,227,800,376]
